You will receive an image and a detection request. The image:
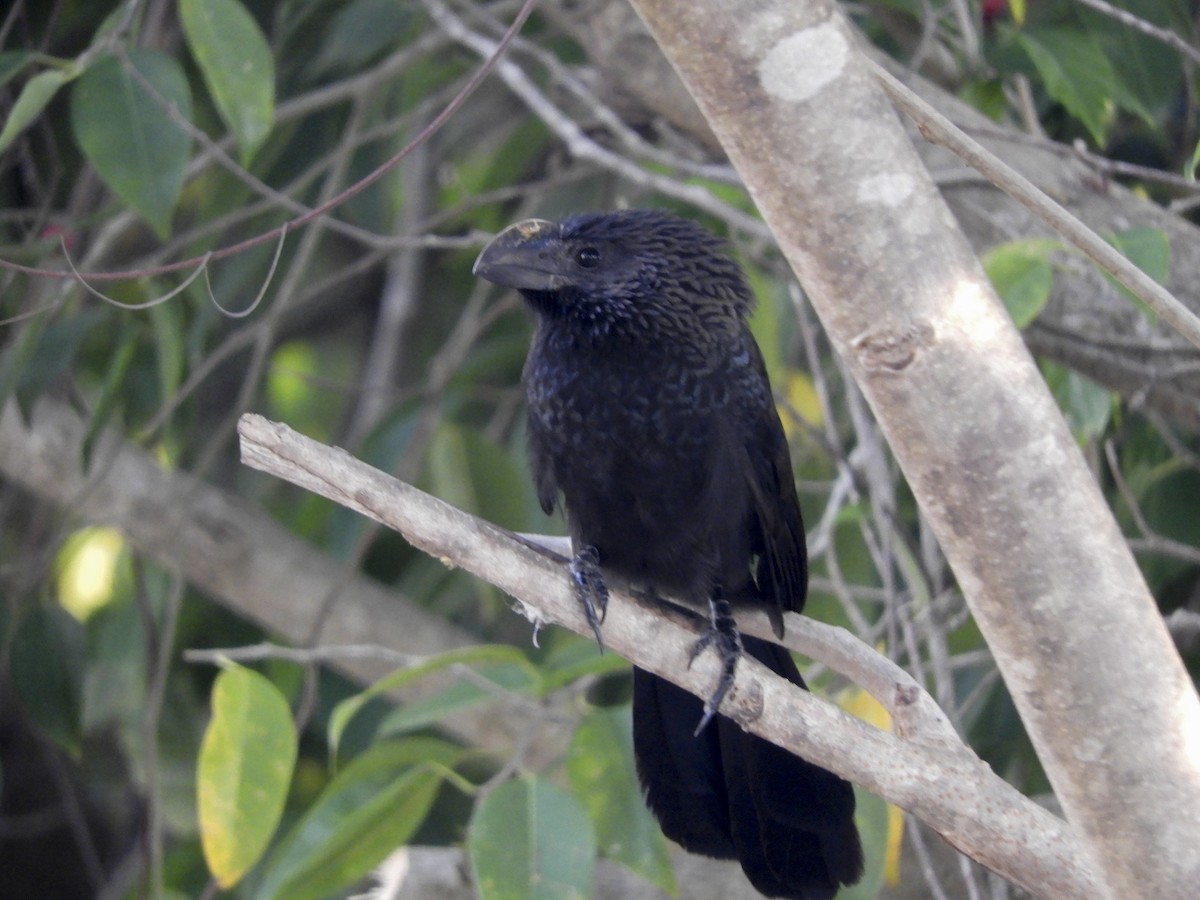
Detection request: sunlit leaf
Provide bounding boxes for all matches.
[779,369,823,437]
[56,526,126,621]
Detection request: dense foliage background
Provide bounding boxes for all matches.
[2,0,1199,897]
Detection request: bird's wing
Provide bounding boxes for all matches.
[526,414,560,516]
[738,337,808,629]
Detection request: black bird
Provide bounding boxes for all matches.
[473,209,863,898]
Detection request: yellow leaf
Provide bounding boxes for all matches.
[778,369,823,437]
[842,686,905,886]
[56,527,124,621]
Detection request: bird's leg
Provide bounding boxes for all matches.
[570,545,609,650]
[688,591,743,735]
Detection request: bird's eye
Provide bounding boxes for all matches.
[575,246,601,269]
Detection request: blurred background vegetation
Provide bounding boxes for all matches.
[2,0,1200,897]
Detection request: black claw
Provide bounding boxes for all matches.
[689,594,743,736]
[570,546,609,650]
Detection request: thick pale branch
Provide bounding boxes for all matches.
[238,412,1099,898]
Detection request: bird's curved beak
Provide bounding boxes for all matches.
[473,219,564,291]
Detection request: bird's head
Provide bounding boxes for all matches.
[473,210,753,347]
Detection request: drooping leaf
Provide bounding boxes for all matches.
[197,663,297,888]
[566,710,675,893]
[180,0,275,162]
[469,776,596,900]
[70,51,192,237]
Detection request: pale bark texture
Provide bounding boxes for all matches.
[624,0,1200,896]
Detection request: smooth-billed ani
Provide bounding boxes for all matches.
[473,209,863,899]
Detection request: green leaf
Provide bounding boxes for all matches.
[981,238,1058,329]
[1041,360,1113,443]
[180,0,275,162]
[1106,226,1171,322]
[0,309,105,419]
[9,605,85,754]
[255,738,455,900]
[1187,139,1200,181]
[428,422,531,530]
[1016,30,1117,145]
[540,642,631,693]
[150,298,186,414]
[309,0,420,79]
[197,663,298,889]
[377,660,541,737]
[81,324,139,468]
[469,777,596,900]
[0,51,33,89]
[566,710,676,893]
[70,51,192,237]
[0,67,75,154]
[82,595,146,730]
[1077,0,1186,121]
[328,644,535,760]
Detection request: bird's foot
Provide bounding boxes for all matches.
[570,546,609,651]
[688,594,742,735]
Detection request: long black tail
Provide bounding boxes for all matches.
[632,635,864,899]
